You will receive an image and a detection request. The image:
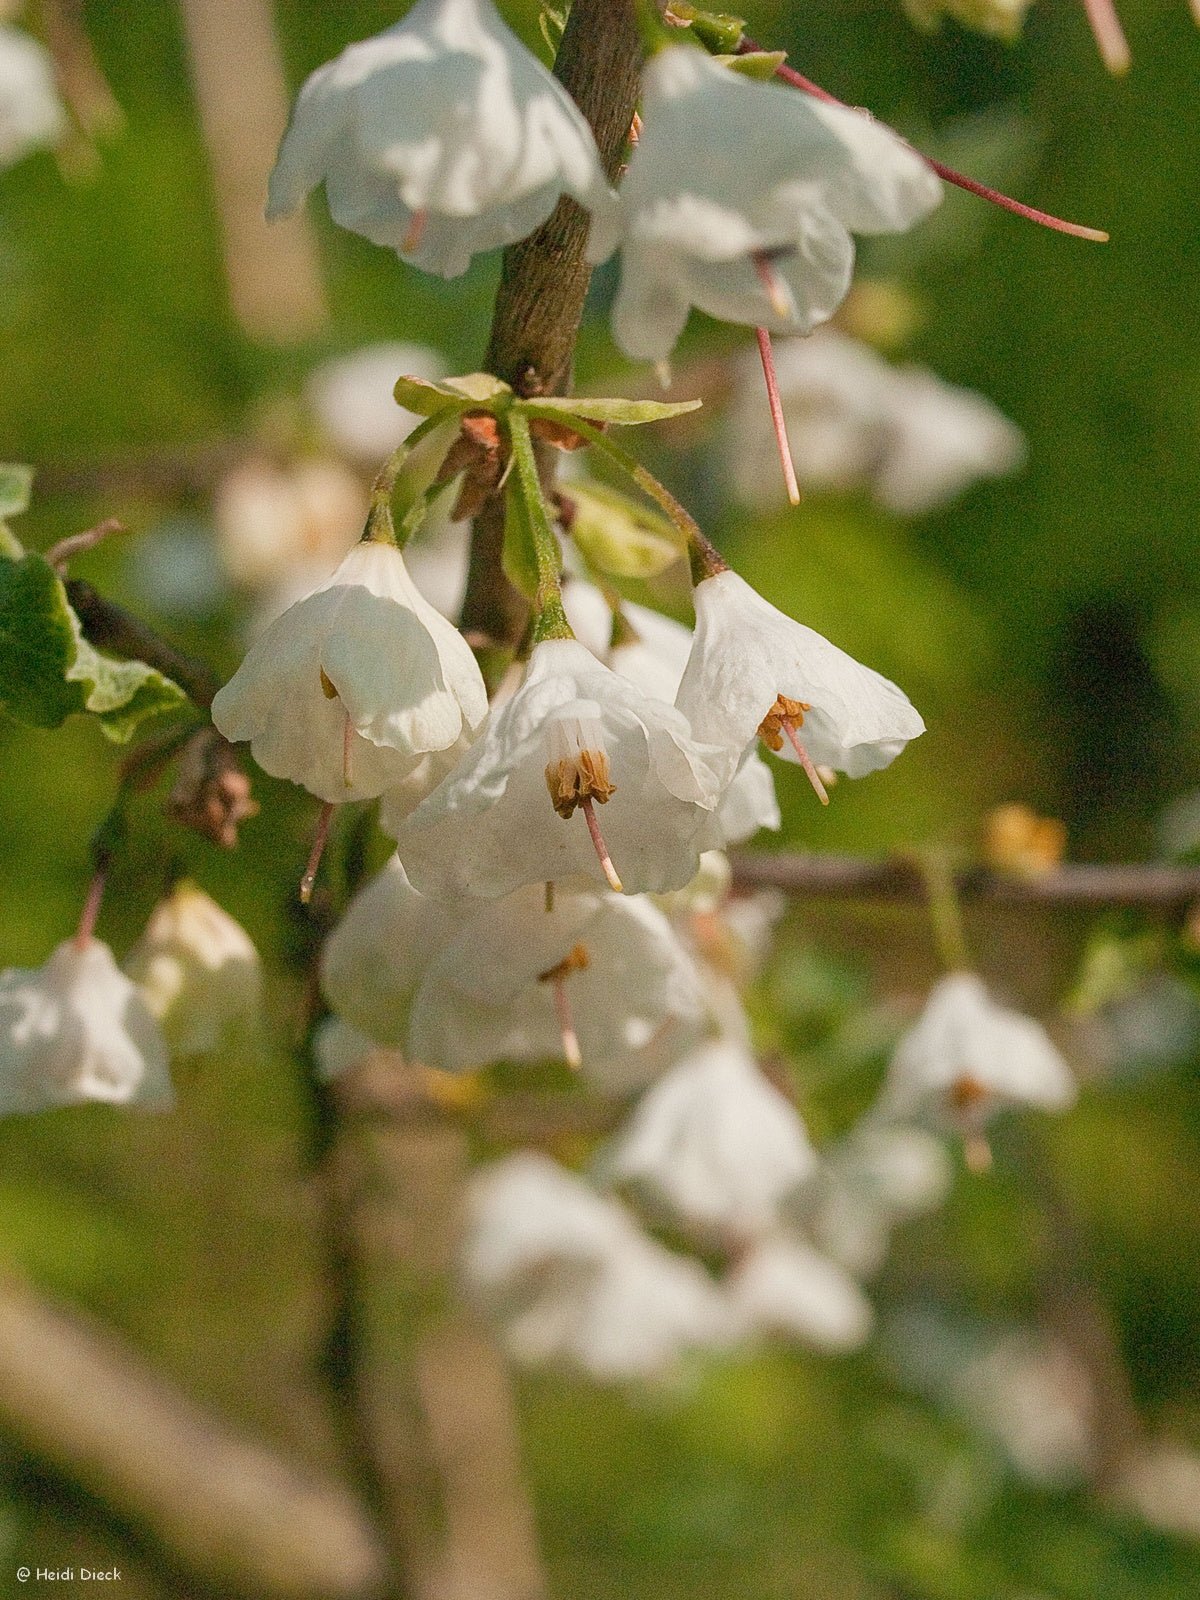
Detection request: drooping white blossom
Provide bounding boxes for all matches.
[589,44,941,362]
[727,330,1026,515]
[676,569,924,793]
[408,885,705,1088]
[215,459,365,595]
[391,636,723,898]
[809,1122,953,1277]
[306,341,447,464]
[319,854,461,1047]
[726,1234,874,1353]
[268,0,615,279]
[0,26,65,171]
[124,883,262,1057]
[212,538,488,804]
[0,940,173,1115]
[881,972,1077,1129]
[603,1040,817,1239]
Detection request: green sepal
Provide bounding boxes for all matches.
[667,3,746,53]
[0,552,187,741]
[565,479,685,579]
[502,473,541,604]
[393,372,512,417]
[719,49,786,79]
[516,394,701,427]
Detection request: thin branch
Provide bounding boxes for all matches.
[460,0,643,652]
[64,578,221,710]
[730,851,1200,910]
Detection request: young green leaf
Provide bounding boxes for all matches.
[517,395,702,426]
[0,553,187,741]
[565,480,685,579]
[393,371,512,416]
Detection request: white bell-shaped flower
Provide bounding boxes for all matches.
[0,940,173,1115]
[676,569,924,794]
[268,0,614,279]
[607,604,780,848]
[305,342,447,465]
[882,972,1077,1129]
[310,1015,378,1083]
[212,538,488,804]
[726,1234,874,1353]
[319,854,462,1047]
[603,1039,817,1238]
[873,365,1026,516]
[589,44,941,362]
[809,1122,952,1277]
[391,637,722,898]
[124,883,262,1058]
[0,26,65,171]
[408,885,704,1088]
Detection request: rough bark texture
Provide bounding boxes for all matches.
[460,0,643,651]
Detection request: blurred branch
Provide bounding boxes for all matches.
[320,1054,546,1600]
[0,1274,385,1599]
[461,0,643,653]
[731,851,1200,909]
[65,577,220,709]
[178,0,328,341]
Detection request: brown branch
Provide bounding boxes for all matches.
[460,0,643,652]
[0,1273,385,1599]
[65,577,221,710]
[730,851,1200,910]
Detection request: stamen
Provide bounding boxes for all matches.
[402,208,428,254]
[755,327,801,505]
[963,1133,994,1174]
[629,109,643,147]
[743,46,1110,242]
[581,798,623,893]
[653,359,672,391]
[1081,0,1132,74]
[537,942,590,1069]
[751,250,793,320]
[300,801,335,904]
[782,721,830,805]
[74,866,108,950]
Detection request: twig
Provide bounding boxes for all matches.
[0,1273,385,1599]
[730,851,1200,909]
[460,0,644,653]
[64,577,221,710]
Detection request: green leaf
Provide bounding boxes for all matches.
[0,464,33,521]
[0,553,187,741]
[668,4,747,53]
[566,480,685,579]
[393,371,511,416]
[519,394,702,426]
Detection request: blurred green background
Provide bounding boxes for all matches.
[2,0,1200,1595]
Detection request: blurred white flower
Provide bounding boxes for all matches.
[589,45,940,362]
[0,940,173,1115]
[310,1014,378,1083]
[408,885,705,1088]
[604,1040,817,1239]
[726,1234,874,1353]
[874,365,1026,516]
[810,1122,952,1277]
[953,1333,1094,1485]
[268,0,614,279]
[676,569,924,795]
[727,329,1024,515]
[881,972,1077,1130]
[215,458,365,594]
[392,637,722,899]
[0,25,64,170]
[320,855,461,1047]
[1117,1446,1200,1542]
[124,883,261,1058]
[306,342,446,465]
[212,538,488,804]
